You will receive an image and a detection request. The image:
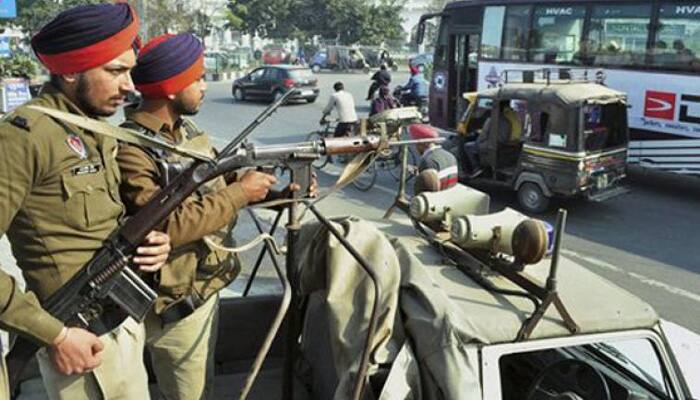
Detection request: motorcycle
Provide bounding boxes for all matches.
[393,86,429,122]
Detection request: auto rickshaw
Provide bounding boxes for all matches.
[310,45,370,73]
[445,72,630,213]
[359,46,399,71]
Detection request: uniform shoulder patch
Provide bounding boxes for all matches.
[1,106,45,132]
[11,115,30,130]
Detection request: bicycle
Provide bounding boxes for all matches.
[349,124,419,192]
[306,119,377,191]
[306,120,334,169]
[305,118,419,192]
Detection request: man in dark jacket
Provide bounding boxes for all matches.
[370,85,399,116]
[366,64,392,100]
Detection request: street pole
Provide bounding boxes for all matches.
[134,0,149,41]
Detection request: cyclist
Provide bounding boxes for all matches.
[320,81,358,137]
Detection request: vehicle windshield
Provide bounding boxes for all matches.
[583,102,628,152]
[499,337,679,400]
[289,69,314,79]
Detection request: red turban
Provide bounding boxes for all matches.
[131,33,205,98]
[31,3,139,74]
[408,124,439,140]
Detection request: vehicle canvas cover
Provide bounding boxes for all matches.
[293,216,658,399]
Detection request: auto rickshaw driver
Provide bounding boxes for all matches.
[464,100,522,177]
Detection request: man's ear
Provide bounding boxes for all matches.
[62,73,79,84]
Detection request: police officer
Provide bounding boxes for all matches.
[408,124,459,194]
[117,33,313,399]
[0,4,171,399]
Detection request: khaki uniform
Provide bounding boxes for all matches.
[117,108,248,399]
[0,85,149,399]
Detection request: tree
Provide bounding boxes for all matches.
[280,0,406,45]
[13,0,103,41]
[226,0,289,39]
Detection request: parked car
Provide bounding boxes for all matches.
[408,52,434,68]
[232,65,319,103]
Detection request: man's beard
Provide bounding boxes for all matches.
[173,96,201,116]
[75,75,115,117]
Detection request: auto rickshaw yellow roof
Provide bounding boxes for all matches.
[478,82,627,108]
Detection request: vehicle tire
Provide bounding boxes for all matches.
[391,64,399,72]
[388,146,417,182]
[306,96,317,104]
[311,64,321,73]
[517,182,550,214]
[306,131,329,169]
[352,163,377,192]
[233,87,245,102]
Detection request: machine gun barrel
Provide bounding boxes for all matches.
[248,136,444,160]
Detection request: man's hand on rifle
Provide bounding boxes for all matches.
[134,231,171,272]
[49,326,104,375]
[281,171,319,199]
[240,170,278,203]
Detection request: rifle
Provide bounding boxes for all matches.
[7,89,297,397]
[7,87,443,396]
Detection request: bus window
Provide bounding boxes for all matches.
[651,3,700,71]
[531,6,586,64]
[503,6,532,61]
[481,6,505,59]
[434,18,449,68]
[588,4,652,68]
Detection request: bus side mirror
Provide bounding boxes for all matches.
[416,23,425,45]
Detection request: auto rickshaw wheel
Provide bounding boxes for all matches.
[311,64,321,73]
[391,64,398,72]
[517,182,550,214]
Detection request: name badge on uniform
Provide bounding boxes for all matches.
[66,134,88,159]
[71,164,101,176]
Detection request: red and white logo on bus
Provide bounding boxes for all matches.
[644,91,676,120]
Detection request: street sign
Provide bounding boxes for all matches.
[0,36,11,58]
[0,0,16,18]
[2,78,31,113]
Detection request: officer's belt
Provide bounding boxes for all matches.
[160,292,205,325]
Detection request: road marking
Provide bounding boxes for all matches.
[562,249,700,304]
